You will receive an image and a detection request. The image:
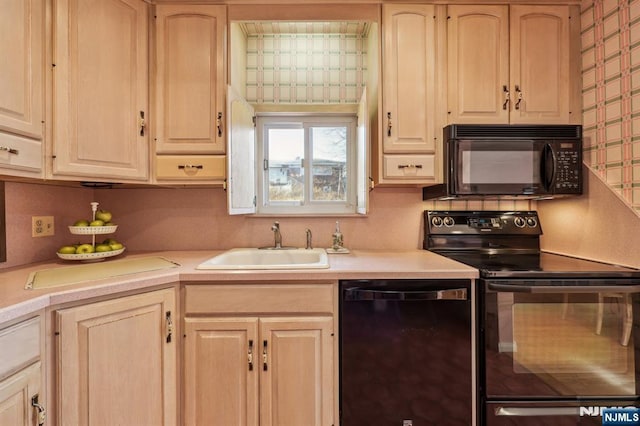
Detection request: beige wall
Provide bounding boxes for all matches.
[1,180,532,269]
[539,166,640,268]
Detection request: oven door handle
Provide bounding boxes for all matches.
[343,288,468,301]
[495,406,579,417]
[488,282,640,294]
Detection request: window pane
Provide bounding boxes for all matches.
[267,128,304,203]
[311,127,347,201]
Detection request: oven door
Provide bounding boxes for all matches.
[482,279,640,399]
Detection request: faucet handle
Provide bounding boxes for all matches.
[305,229,313,249]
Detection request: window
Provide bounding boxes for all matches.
[256,115,357,214]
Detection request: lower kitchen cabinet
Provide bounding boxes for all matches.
[0,315,44,426]
[55,288,177,425]
[183,283,336,426]
[0,362,42,426]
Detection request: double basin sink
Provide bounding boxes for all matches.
[196,248,330,270]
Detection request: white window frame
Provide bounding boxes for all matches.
[256,114,358,215]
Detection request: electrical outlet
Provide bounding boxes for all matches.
[32,216,54,237]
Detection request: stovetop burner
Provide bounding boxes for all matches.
[424,211,640,279]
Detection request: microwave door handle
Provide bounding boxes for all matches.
[542,143,556,191]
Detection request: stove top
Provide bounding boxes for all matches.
[435,251,640,279]
[424,211,640,280]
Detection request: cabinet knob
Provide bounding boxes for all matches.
[217,112,223,137]
[502,85,510,110]
[263,340,268,371]
[514,85,523,110]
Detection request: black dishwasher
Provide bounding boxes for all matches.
[340,279,473,426]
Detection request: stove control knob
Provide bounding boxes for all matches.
[526,217,538,227]
[431,216,443,227]
[514,216,526,228]
[443,216,455,227]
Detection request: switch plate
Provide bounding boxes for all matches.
[32,216,54,237]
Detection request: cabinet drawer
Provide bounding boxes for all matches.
[156,155,225,180]
[383,154,435,179]
[0,132,42,174]
[0,317,40,379]
[185,284,334,315]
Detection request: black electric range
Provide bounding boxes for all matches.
[424,210,640,281]
[424,211,640,426]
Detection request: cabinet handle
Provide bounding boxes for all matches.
[139,111,146,136]
[165,311,173,343]
[262,340,268,371]
[217,112,223,137]
[32,394,46,426]
[502,85,510,110]
[177,164,203,170]
[386,112,392,137]
[514,85,523,110]
[398,164,423,169]
[0,146,18,155]
[248,340,254,371]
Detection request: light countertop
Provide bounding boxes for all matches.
[0,249,478,323]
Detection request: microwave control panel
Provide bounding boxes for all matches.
[554,142,581,193]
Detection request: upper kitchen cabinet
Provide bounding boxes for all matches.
[447,5,581,125]
[379,4,445,185]
[0,0,44,179]
[51,0,149,183]
[153,4,227,185]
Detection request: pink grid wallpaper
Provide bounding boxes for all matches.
[581,0,640,210]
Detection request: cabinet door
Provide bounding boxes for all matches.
[447,5,509,124]
[0,0,44,178]
[56,289,176,426]
[0,0,44,140]
[0,363,41,426]
[382,4,436,153]
[52,0,149,181]
[509,5,571,124]
[183,317,259,426]
[155,5,226,155]
[260,317,334,426]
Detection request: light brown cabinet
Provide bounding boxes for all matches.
[51,0,149,182]
[183,283,336,426]
[380,4,444,184]
[0,0,44,178]
[0,363,43,426]
[55,288,177,425]
[447,4,580,125]
[0,316,44,426]
[154,4,227,184]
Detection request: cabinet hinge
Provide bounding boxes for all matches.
[252,116,257,127]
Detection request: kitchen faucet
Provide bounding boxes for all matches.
[271,221,282,249]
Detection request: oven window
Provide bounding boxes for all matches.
[485,291,637,397]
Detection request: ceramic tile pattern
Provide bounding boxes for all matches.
[581,0,640,210]
[245,27,367,104]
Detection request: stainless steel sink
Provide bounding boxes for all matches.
[196,248,330,270]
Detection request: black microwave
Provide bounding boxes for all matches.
[423,124,583,200]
